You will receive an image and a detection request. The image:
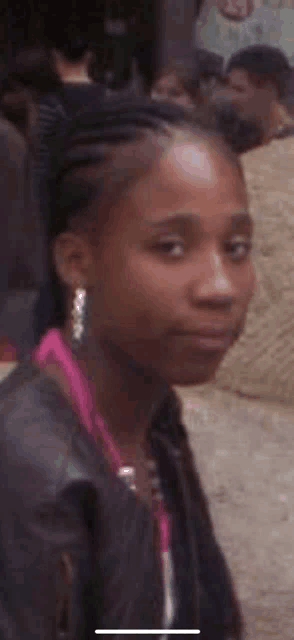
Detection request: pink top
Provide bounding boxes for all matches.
[33,328,170,551]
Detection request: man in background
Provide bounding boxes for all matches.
[221,44,293,142]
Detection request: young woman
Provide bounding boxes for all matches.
[0,98,255,639]
[151,49,224,110]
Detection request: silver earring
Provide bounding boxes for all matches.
[71,287,87,346]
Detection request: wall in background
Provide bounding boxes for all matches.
[195,0,294,64]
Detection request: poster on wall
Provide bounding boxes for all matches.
[217,0,255,21]
[195,0,294,63]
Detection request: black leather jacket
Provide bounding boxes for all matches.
[0,361,242,640]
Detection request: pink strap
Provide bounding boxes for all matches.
[33,328,169,550]
[33,329,94,432]
[33,329,122,467]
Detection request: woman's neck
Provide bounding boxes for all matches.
[61,329,167,452]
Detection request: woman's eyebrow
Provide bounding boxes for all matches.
[230,212,253,231]
[142,211,252,231]
[142,214,200,231]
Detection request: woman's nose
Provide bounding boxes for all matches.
[190,251,236,307]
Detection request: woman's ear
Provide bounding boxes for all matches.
[52,232,94,289]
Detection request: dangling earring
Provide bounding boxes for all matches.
[71,287,87,347]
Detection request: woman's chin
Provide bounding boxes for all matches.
[173,373,216,387]
[168,367,218,388]
[166,355,224,387]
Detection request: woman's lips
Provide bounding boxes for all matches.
[173,331,233,351]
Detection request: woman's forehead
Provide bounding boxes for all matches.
[120,138,246,220]
[151,133,240,188]
[80,132,244,238]
[166,139,214,182]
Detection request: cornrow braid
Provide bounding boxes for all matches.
[46,99,206,247]
[49,98,196,231]
[48,97,255,237]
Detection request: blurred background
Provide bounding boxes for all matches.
[1,0,293,93]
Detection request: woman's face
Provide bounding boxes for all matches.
[83,134,255,387]
[151,73,195,110]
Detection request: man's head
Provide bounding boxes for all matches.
[44,25,93,83]
[224,45,291,124]
[151,48,225,109]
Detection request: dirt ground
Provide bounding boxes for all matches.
[176,383,294,639]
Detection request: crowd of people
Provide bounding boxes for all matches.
[0,32,293,639]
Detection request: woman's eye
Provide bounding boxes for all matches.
[228,239,252,260]
[154,240,185,258]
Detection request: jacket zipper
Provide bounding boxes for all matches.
[151,429,201,630]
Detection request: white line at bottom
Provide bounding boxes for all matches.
[95,631,200,635]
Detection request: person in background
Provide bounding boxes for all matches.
[37,28,105,190]
[215,44,294,143]
[30,31,105,339]
[151,48,224,110]
[150,47,263,155]
[0,65,48,363]
[0,116,43,362]
[0,97,260,639]
[43,28,105,118]
[0,46,65,354]
[50,36,92,86]
[0,40,102,353]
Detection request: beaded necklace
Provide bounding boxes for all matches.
[117,459,163,503]
[117,460,175,637]
[92,415,175,633]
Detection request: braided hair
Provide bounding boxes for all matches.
[38,95,261,333]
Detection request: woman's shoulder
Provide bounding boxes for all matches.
[0,361,99,486]
[0,360,70,444]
